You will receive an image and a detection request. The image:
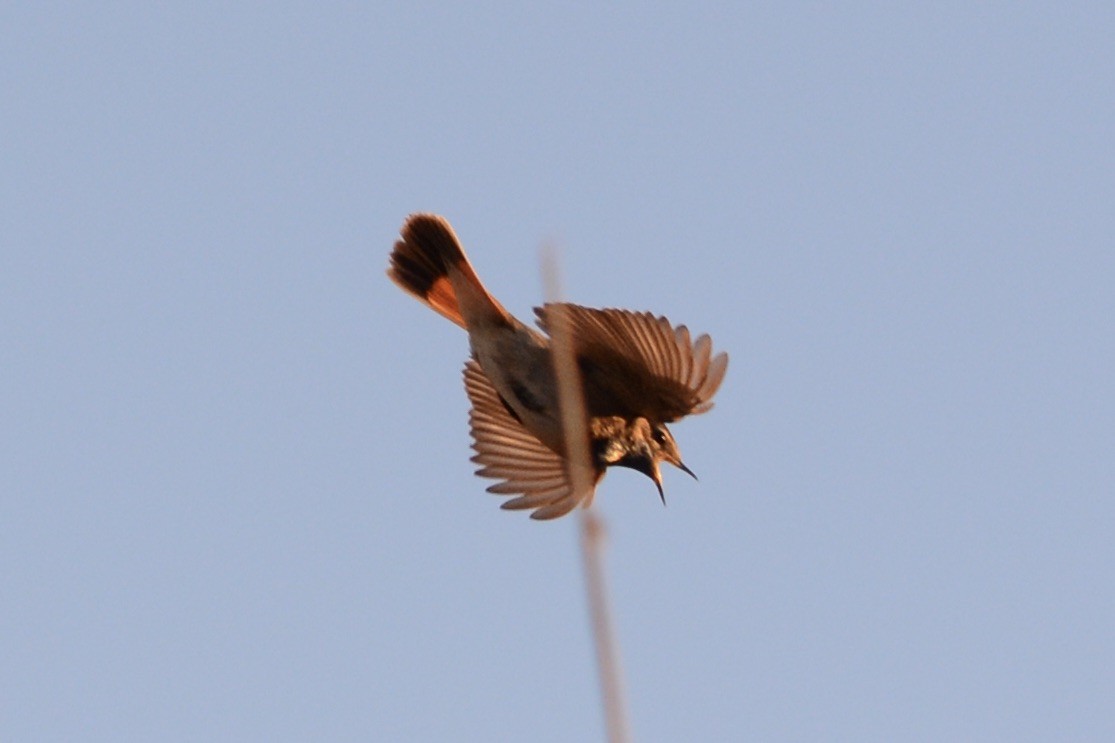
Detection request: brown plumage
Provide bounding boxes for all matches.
[388,213,728,519]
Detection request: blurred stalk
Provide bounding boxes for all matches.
[543,249,631,743]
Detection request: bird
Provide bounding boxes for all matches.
[387,214,728,520]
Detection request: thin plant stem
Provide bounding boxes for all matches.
[543,249,632,743]
[579,508,631,743]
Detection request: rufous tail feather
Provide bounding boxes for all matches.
[387,214,511,328]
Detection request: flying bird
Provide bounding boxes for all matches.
[387,214,727,519]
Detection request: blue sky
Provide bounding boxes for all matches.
[4,3,1113,741]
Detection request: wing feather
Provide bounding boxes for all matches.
[463,360,594,520]
[534,304,728,421]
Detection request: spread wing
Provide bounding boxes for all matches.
[463,360,595,520]
[534,304,728,422]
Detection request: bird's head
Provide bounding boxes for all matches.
[594,417,696,504]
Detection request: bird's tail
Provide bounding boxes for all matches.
[387,214,512,329]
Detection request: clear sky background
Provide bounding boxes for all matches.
[4,4,1113,741]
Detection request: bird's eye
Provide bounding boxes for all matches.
[652,427,667,446]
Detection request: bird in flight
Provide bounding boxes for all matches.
[387,214,728,519]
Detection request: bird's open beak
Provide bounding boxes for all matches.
[675,460,698,481]
[619,453,667,505]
